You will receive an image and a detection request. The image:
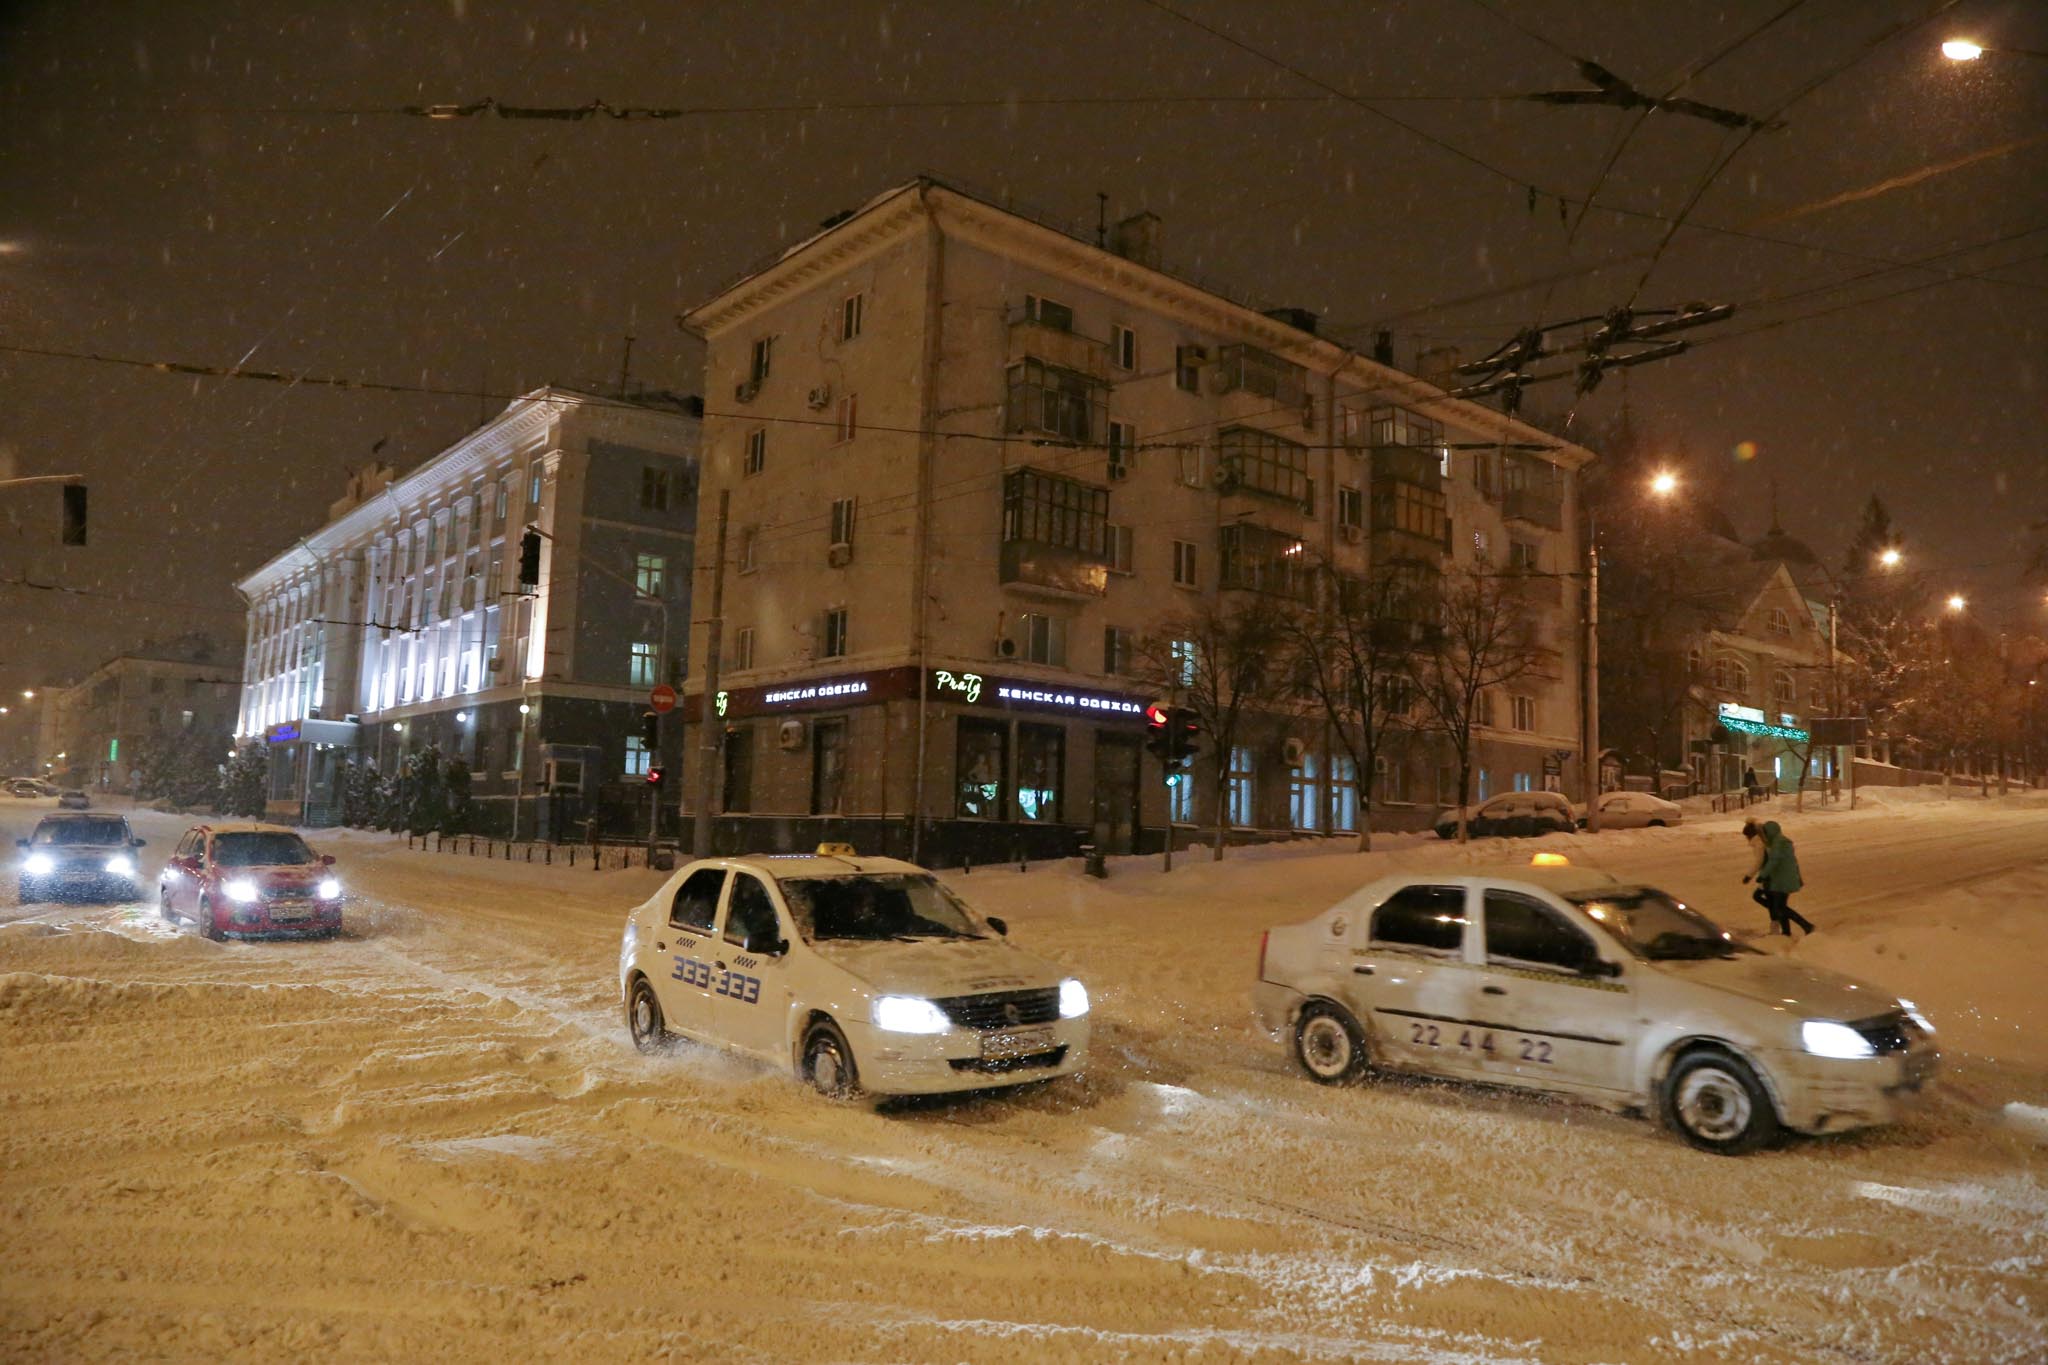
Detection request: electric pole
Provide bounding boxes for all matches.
[692,489,730,859]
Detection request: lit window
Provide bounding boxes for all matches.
[634,553,666,599]
[1106,524,1133,575]
[1228,746,1256,826]
[625,736,651,777]
[629,642,658,688]
[1170,637,1199,687]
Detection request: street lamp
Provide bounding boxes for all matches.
[1942,39,1984,60]
[1878,547,1902,569]
[22,690,34,700]
[1946,594,1968,613]
[1648,469,1680,498]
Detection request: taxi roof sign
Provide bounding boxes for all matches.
[814,842,858,857]
[1530,852,1571,867]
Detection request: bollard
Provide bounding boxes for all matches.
[1082,845,1107,879]
[545,845,552,865]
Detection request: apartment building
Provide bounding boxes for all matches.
[678,177,1593,862]
[234,386,699,834]
[36,645,241,791]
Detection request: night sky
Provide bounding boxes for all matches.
[3,0,2044,700]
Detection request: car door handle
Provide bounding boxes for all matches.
[1352,965,1374,976]
[1482,985,1507,996]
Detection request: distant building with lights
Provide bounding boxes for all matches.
[677,177,1595,862]
[233,386,700,833]
[35,640,241,791]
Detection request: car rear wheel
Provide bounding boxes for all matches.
[1662,1049,1780,1155]
[625,976,669,1053]
[801,1022,860,1100]
[1648,819,1668,828]
[1294,1001,1368,1084]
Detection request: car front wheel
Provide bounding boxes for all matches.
[1294,1001,1367,1084]
[801,1022,860,1099]
[197,896,224,942]
[625,976,669,1053]
[158,889,176,922]
[1662,1049,1780,1155]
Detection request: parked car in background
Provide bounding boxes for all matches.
[56,789,91,810]
[16,812,147,903]
[158,823,344,940]
[1434,790,1574,839]
[1573,792,1685,830]
[6,778,55,798]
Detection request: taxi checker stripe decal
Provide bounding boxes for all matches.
[1372,1007,1624,1048]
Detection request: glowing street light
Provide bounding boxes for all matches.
[1942,38,1984,61]
[21,690,33,700]
[1946,594,1968,613]
[1878,547,1903,569]
[1648,469,1680,498]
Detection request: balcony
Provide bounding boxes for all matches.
[1006,310,1110,382]
[1219,522,1313,602]
[1210,344,1308,407]
[1006,359,1107,446]
[1502,487,1563,531]
[1370,525,1449,566]
[999,542,1108,598]
[1369,443,1443,489]
[1001,466,1109,599]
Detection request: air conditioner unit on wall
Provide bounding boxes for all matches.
[807,385,833,410]
[778,719,806,750]
[827,542,853,568]
[734,379,760,403]
[1341,524,1364,544]
[1281,737,1309,766]
[995,635,1020,660]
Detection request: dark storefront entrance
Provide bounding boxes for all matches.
[1092,733,1141,853]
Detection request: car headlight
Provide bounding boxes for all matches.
[104,855,136,878]
[1058,978,1090,1018]
[1899,998,1935,1034]
[872,995,951,1034]
[1802,1020,1876,1059]
[23,853,53,876]
[316,878,341,901]
[224,879,261,903]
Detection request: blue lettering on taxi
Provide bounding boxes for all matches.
[671,955,762,1004]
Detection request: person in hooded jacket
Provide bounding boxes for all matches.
[1754,820,1814,936]
[1739,819,1773,925]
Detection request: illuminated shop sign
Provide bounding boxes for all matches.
[762,679,869,706]
[928,668,1148,718]
[1717,702,1807,742]
[994,685,1146,716]
[266,723,301,743]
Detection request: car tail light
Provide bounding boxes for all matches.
[1256,930,1270,982]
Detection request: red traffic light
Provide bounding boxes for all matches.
[1146,703,1169,727]
[645,766,666,787]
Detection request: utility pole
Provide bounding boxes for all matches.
[1583,517,1602,832]
[692,489,730,859]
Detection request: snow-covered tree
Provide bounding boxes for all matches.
[1411,566,1547,841]
[216,742,269,819]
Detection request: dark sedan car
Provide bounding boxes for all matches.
[17,813,147,903]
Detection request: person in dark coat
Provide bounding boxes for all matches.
[1739,819,1774,924]
[1755,820,1813,936]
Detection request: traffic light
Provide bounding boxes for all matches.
[1144,703,1174,766]
[645,765,666,787]
[517,527,543,590]
[640,710,660,752]
[1166,706,1203,785]
[60,484,87,547]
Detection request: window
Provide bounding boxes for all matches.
[1330,755,1359,829]
[1220,522,1312,601]
[739,526,758,574]
[640,466,670,512]
[669,868,726,932]
[529,465,544,508]
[1177,444,1203,487]
[744,428,766,477]
[1006,359,1104,443]
[1512,772,1534,792]
[1687,645,1704,675]
[1168,766,1195,822]
[180,708,195,729]
[1477,767,1491,800]
[1768,607,1792,638]
[1338,485,1363,530]
[1476,691,1496,728]
[1002,467,1108,556]
[811,718,847,814]
[830,496,857,549]
[624,735,651,777]
[629,642,658,687]
[955,719,1007,819]
[1371,479,1448,547]
[1288,752,1321,831]
[1772,670,1796,708]
[1111,323,1137,370]
[1175,344,1203,393]
[1171,539,1199,587]
[1511,695,1536,732]
[733,626,755,671]
[1018,612,1067,666]
[1484,891,1595,972]
[634,552,666,599]
[1227,745,1256,826]
[1217,426,1311,506]
[495,478,510,520]
[1170,637,1199,687]
[749,335,773,384]
[723,874,780,949]
[1106,523,1133,575]
[1107,420,1135,479]
[1370,885,1466,953]
[1023,293,1073,331]
[835,393,858,443]
[1373,753,1406,804]
[822,607,849,659]
[841,292,864,341]
[1713,656,1750,694]
[1509,539,1540,572]
[722,726,753,812]
[1381,675,1415,717]
[1016,724,1064,821]
[1103,625,1133,675]
[1368,405,1445,453]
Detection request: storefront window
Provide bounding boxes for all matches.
[1168,768,1195,823]
[1016,724,1064,822]
[1228,746,1256,827]
[955,720,1007,819]
[1288,752,1320,831]
[722,726,752,813]
[1330,755,1358,830]
[811,719,847,815]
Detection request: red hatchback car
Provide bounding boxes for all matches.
[159,823,344,940]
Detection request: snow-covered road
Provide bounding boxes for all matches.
[4,794,2045,1362]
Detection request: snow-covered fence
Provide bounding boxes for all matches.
[401,831,667,871]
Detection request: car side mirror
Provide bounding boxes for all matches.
[986,916,1009,937]
[133,838,147,847]
[320,854,335,866]
[1582,957,1621,979]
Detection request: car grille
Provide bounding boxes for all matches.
[931,987,1061,1030]
[949,1047,1068,1075]
[1851,1010,1920,1056]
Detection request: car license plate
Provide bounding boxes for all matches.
[269,905,312,922]
[980,1026,1055,1060]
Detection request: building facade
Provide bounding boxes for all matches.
[36,647,241,791]
[679,179,1593,862]
[235,386,700,834]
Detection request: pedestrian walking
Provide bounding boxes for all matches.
[1739,819,1774,927]
[1755,820,1814,937]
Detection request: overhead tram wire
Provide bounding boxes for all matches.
[0,575,422,635]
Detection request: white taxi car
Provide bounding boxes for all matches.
[1253,856,1938,1153]
[619,846,1089,1098]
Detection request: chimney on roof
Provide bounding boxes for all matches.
[1109,211,1162,268]
[1372,330,1395,365]
[1263,307,1319,336]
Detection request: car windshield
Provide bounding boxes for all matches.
[1565,887,1755,960]
[212,832,317,867]
[778,874,984,942]
[33,818,128,846]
